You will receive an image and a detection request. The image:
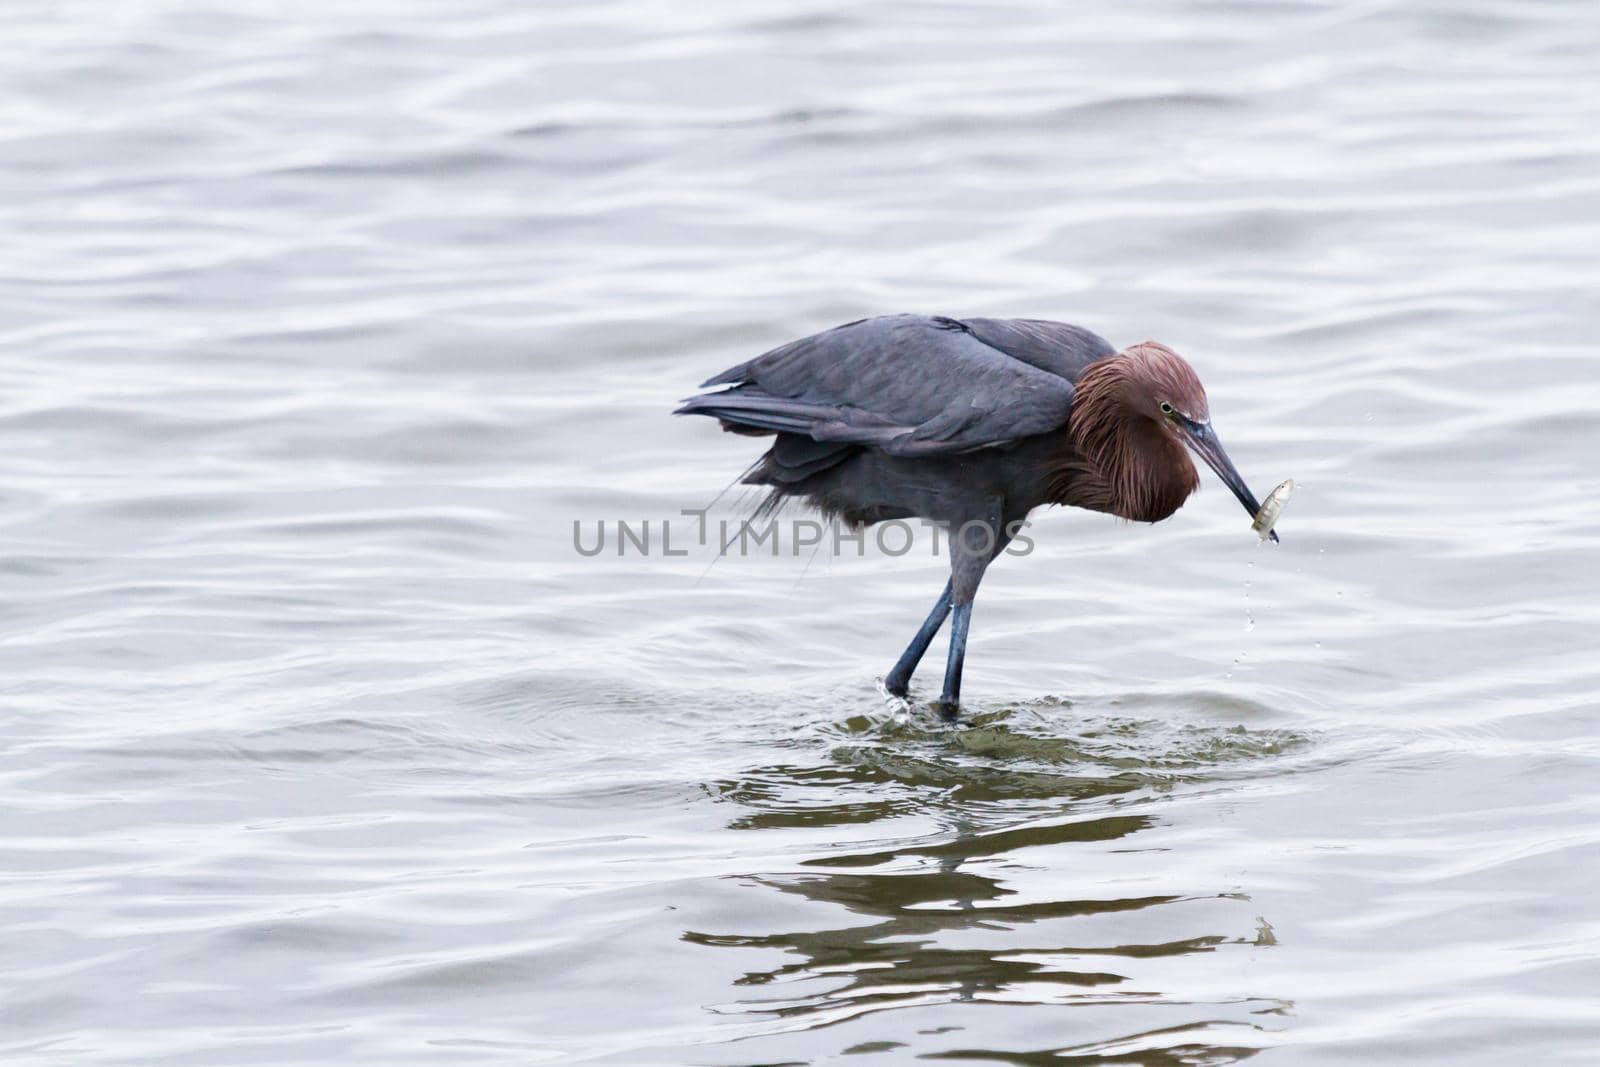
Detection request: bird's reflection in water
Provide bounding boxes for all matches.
[690,705,1298,1063]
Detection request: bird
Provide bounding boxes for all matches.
[676,314,1276,718]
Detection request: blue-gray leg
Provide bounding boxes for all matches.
[930,502,1007,721]
[884,580,953,697]
[932,601,972,721]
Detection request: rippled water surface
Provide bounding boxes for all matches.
[5,1,1600,1063]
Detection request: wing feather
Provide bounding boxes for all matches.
[677,314,1113,457]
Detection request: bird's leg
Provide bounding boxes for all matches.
[933,600,972,721]
[931,505,1007,722]
[884,580,953,697]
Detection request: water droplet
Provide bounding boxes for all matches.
[1243,559,1254,631]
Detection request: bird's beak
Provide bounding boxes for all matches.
[1178,420,1278,542]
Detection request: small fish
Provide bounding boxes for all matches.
[1253,478,1294,539]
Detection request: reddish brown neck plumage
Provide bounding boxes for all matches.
[1056,344,1203,523]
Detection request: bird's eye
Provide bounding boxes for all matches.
[1159,401,1175,417]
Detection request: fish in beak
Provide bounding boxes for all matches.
[1178,419,1279,542]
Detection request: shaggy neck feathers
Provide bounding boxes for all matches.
[1055,351,1201,523]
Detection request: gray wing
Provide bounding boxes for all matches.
[676,314,1112,457]
[959,317,1115,382]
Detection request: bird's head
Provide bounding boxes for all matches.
[1074,341,1277,540]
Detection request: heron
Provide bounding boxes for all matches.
[676,314,1277,718]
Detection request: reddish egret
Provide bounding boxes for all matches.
[677,315,1276,717]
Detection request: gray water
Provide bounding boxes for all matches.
[4,1,1600,1063]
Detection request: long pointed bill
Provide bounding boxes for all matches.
[1179,421,1278,542]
